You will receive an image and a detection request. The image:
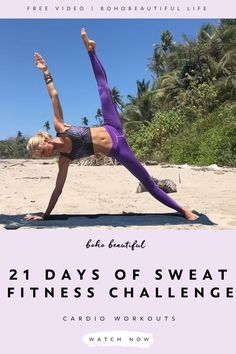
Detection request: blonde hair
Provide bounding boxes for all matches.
[27,131,51,156]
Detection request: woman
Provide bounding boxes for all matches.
[25,29,198,221]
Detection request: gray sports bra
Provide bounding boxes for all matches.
[57,126,94,160]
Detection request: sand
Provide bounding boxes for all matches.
[0,159,235,230]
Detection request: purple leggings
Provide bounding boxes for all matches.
[88,50,182,213]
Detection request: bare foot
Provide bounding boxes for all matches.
[180,208,199,221]
[81,28,96,51]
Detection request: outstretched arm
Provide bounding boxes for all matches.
[34,52,65,133]
[24,156,70,221]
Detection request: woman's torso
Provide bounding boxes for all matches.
[57,125,112,160]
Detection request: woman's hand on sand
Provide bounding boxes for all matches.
[34,52,48,72]
[24,214,44,221]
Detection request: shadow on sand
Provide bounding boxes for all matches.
[0,212,216,229]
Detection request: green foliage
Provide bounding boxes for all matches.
[0,135,29,159]
[161,106,236,166]
[126,110,185,160]
[176,83,219,121]
[126,105,236,167]
[124,21,236,166]
[148,20,236,108]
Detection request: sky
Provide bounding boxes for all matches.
[0,19,219,140]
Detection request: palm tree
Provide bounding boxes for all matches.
[212,21,236,103]
[221,19,236,26]
[154,70,185,108]
[160,30,174,53]
[151,27,220,108]
[95,109,103,125]
[148,47,166,78]
[123,79,155,127]
[137,80,151,98]
[81,116,89,126]
[148,30,174,78]
[127,79,151,103]
[111,86,124,111]
[43,120,50,133]
[16,131,23,141]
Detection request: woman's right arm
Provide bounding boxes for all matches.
[24,156,70,221]
[43,156,70,218]
[34,52,65,133]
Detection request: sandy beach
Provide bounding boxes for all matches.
[0,159,235,230]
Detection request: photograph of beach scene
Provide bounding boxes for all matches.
[0,19,235,230]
